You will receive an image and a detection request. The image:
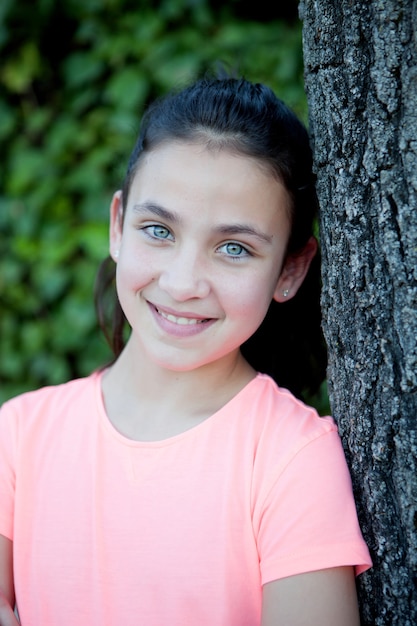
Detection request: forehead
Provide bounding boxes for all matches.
[129,141,290,208]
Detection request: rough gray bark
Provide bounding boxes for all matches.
[299,1,417,623]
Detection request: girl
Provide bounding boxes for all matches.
[0,74,372,625]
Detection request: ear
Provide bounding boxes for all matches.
[273,236,318,303]
[109,190,123,262]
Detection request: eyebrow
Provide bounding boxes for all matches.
[133,202,178,222]
[132,202,273,244]
[215,224,273,243]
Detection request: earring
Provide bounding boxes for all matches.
[283,288,289,298]
[114,250,119,259]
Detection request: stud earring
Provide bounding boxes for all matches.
[283,288,289,298]
[114,250,119,259]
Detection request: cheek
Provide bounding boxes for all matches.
[222,273,276,321]
[115,249,155,295]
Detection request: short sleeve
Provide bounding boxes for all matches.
[0,402,17,540]
[254,427,372,584]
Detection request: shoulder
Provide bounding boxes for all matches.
[241,375,353,510]
[226,374,344,492]
[244,373,337,446]
[0,371,102,427]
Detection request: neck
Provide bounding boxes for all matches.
[100,338,256,441]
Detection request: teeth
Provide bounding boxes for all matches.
[158,309,203,325]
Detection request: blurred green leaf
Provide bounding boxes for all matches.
[1,42,41,93]
[0,102,15,140]
[63,52,105,88]
[104,69,148,110]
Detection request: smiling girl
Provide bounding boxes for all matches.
[0,73,371,626]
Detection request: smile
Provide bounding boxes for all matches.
[156,307,209,325]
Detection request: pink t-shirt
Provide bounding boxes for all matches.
[0,372,371,626]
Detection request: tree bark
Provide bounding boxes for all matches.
[299,1,417,623]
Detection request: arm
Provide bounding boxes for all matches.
[0,535,19,625]
[261,566,360,626]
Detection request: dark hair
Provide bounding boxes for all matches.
[95,73,327,399]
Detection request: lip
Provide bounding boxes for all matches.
[148,302,216,337]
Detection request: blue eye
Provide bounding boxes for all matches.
[143,224,172,240]
[152,225,170,238]
[219,242,249,257]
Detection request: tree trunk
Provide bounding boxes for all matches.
[299,1,417,623]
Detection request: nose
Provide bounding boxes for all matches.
[158,248,211,301]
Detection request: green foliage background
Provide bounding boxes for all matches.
[0,0,313,405]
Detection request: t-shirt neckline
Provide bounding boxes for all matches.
[93,369,268,447]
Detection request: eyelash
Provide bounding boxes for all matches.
[142,224,173,240]
[140,224,252,259]
[217,242,251,259]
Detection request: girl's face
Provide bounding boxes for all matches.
[110,142,314,373]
